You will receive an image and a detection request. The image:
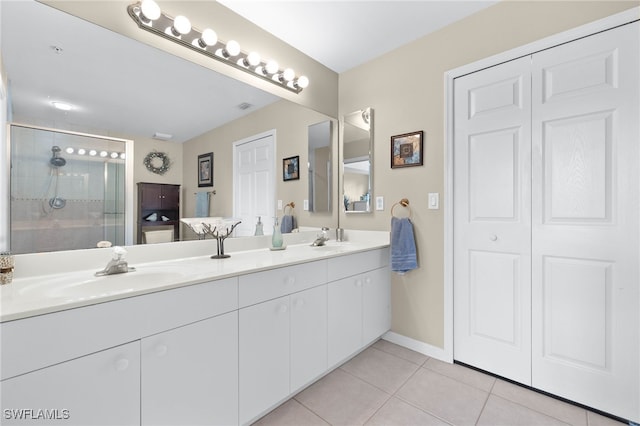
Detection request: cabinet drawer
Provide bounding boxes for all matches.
[1,277,238,380]
[239,260,327,308]
[327,248,389,282]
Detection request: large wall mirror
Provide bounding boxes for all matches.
[342,108,373,213]
[308,120,332,213]
[1,0,335,254]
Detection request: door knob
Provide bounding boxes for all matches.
[490,234,498,241]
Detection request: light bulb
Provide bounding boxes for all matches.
[78,148,86,155]
[265,60,279,75]
[282,68,295,82]
[172,15,191,36]
[247,51,261,66]
[65,147,74,154]
[140,0,161,21]
[196,28,217,48]
[110,152,119,159]
[89,149,97,156]
[120,153,126,160]
[296,75,309,89]
[224,40,240,57]
[100,151,108,158]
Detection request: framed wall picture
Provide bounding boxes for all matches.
[283,155,300,181]
[391,130,424,168]
[198,152,214,187]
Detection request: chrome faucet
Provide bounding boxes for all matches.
[95,246,136,276]
[311,227,331,247]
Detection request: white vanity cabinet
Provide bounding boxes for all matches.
[141,311,239,426]
[1,341,140,426]
[239,295,291,424]
[238,260,328,424]
[327,249,391,367]
[1,243,391,426]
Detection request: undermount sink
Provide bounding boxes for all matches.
[14,266,190,301]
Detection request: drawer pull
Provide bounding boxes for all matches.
[355,279,363,288]
[115,358,130,371]
[294,298,305,309]
[285,276,296,286]
[364,277,372,285]
[278,304,288,314]
[155,345,168,357]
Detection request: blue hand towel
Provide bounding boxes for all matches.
[391,217,418,274]
[280,214,296,233]
[195,192,209,217]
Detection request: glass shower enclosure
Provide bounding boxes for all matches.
[10,124,131,254]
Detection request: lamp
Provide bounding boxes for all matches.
[127,0,309,94]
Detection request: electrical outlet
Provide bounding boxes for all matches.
[376,196,384,211]
[277,200,283,210]
[303,200,309,211]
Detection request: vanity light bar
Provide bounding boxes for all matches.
[127,1,309,94]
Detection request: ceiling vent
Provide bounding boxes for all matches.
[153,132,173,141]
[237,102,253,111]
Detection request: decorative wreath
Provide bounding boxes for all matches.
[143,151,171,175]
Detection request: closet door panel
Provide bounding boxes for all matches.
[453,56,532,385]
[531,21,639,421]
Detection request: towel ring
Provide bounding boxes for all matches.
[391,198,412,218]
[284,202,295,214]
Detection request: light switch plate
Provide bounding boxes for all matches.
[303,200,309,211]
[376,196,384,211]
[277,200,283,210]
[428,193,439,210]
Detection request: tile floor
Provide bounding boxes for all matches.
[254,340,626,426]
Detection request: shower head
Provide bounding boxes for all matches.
[50,146,66,167]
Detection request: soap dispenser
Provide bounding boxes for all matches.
[254,216,264,236]
[272,216,283,248]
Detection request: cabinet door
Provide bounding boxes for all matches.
[141,312,238,426]
[239,296,290,424]
[328,276,363,367]
[160,184,180,209]
[363,266,391,344]
[290,285,327,392]
[1,342,139,426]
[140,183,162,209]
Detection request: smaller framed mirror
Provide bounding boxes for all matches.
[308,120,333,213]
[342,108,373,213]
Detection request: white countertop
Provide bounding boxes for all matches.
[1,230,389,322]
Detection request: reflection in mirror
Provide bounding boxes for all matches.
[9,125,131,254]
[0,0,294,253]
[342,108,373,213]
[308,121,332,213]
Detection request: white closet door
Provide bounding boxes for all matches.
[531,22,639,421]
[233,134,275,237]
[453,56,533,385]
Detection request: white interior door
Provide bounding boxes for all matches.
[531,22,639,421]
[453,56,533,385]
[233,132,275,237]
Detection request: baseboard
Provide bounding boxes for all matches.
[382,331,453,363]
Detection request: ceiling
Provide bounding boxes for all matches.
[2,1,498,144]
[217,0,499,73]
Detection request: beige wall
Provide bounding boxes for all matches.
[181,100,337,239]
[338,0,639,348]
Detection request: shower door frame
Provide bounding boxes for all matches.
[4,123,134,250]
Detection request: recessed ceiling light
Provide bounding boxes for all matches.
[51,101,72,111]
